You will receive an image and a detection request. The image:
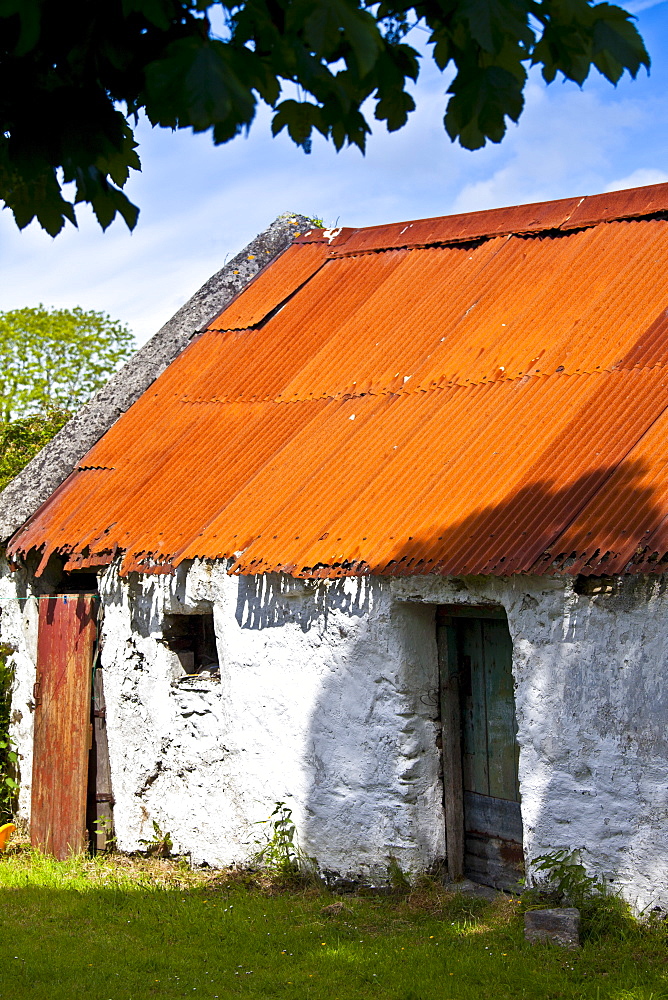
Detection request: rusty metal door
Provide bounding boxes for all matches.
[31,594,97,859]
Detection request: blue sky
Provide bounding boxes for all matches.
[1,4,668,346]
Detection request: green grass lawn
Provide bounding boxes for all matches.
[0,847,665,1000]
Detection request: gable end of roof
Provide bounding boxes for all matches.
[0,213,313,542]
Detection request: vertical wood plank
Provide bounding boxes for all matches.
[437,623,464,880]
[483,620,519,801]
[31,595,97,859]
[439,608,523,890]
[460,620,489,795]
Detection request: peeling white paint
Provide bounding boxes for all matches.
[0,553,38,820]
[2,553,668,911]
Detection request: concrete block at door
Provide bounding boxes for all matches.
[524,908,580,949]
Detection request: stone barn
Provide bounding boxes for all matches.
[3,185,668,909]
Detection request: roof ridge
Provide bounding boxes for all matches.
[0,214,314,543]
[315,183,668,255]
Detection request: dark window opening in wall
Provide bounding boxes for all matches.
[28,552,100,596]
[163,613,219,676]
[57,571,99,594]
[573,574,617,596]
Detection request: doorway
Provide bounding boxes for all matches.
[437,605,523,890]
[31,593,114,859]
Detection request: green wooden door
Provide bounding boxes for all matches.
[460,618,519,802]
[438,608,523,889]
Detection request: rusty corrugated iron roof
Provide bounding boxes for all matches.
[10,183,668,579]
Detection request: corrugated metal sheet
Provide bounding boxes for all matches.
[258,222,668,401]
[561,183,668,231]
[211,242,331,331]
[545,401,668,576]
[181,367,668,578]
[326,197,582,253]
[9,183,668,579]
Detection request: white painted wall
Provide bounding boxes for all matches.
[97,562,442,880]
[3,552,668,912]
[0,552,38,821]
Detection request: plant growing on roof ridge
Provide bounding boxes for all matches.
[280,211,327,229]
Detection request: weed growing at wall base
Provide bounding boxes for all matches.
[526,849,638,941]
[138,820,173,858]
[251,801,317,882]
[387,856,412,893]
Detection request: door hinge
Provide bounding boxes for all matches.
[93,708,106,719]
[95,793,115,805]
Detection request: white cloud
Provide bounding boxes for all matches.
[626,0,667,13]
[451,79,658,214]
[605,167,668,191]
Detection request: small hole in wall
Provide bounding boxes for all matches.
[573,574,617,596]
[162,613,219,677]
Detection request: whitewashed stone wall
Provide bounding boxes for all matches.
[2,552,668,911]
[0,552,38,821]
[96,562,441,879]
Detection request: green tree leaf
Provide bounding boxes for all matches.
[145,36,257,132]
[592,3,651,82]
[456,0,533,55]
[446,63,526,149]
[121,0,177,31]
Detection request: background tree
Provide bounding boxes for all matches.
[0,306,134,489]
[0,0,649,237]
[0,306,134,422]
[0,411,71,492]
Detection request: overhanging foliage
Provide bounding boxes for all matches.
[0,0,649,235]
